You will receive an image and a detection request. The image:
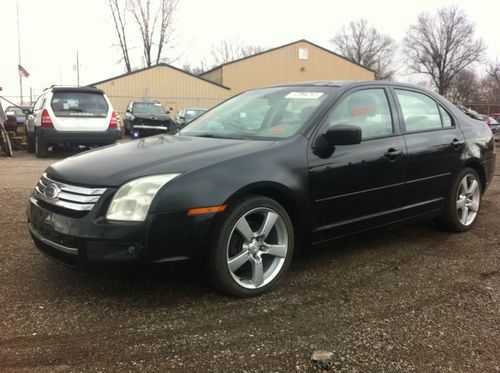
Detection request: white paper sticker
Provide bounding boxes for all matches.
[285,92,324,99]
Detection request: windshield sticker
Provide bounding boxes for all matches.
[285,92,324,99]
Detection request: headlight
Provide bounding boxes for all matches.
[106,174,180,221]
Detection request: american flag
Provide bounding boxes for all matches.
[18,65,30,78]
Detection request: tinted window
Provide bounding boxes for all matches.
[133,102,167,115]
[395,90,442,132]
[181,87,332,140]
[327,88,393,139]
[439,106,453,127]
[51,92,108,117]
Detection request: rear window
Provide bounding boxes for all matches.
[51,92,108,117]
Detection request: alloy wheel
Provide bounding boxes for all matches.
[456,173,481,226]
[226,207,288,289]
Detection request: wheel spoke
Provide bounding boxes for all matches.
[467,180,479,195]
[251,258,264,287]
[456,196,466,209]
[461,206,469,224]
[460,178,468,195]
[263,243,287,258]
[235,217,254,242]
[228,251,249,272]
[257,211,279,239]
[469,199,479,213]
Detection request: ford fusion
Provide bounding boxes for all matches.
[28,81,496,297]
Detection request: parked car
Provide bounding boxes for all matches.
[454,104,482,120]
[27,81,496,297]
[124,101,176,138]
[176,108,207,128]
[25,86,119,157]
[4,105,32,125]
[481,113,499,141]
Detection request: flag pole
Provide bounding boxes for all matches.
[17,0,23,105]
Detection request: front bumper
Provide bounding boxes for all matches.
[27,195,215,267]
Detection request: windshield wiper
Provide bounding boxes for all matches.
[191,133,239,140]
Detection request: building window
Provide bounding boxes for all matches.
[299,48,309,60]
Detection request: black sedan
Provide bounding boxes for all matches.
[27,81,496,297]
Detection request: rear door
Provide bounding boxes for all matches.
[49,91,110,132]
[391,88,465,217]
[308,86,407,243]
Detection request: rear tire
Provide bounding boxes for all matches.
[27,132,35,153]
[35,131,49,158]
[438,167,482,232]
[206,195,294,297]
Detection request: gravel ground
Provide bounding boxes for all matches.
[0,145,499,372]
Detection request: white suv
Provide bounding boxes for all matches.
[25,86,120,157]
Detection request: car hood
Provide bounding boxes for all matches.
[47,135,275,187]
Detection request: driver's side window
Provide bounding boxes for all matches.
[327,88,393,139]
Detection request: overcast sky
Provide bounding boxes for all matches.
[1,0,499,104]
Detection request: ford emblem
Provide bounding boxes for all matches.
[44,183,61,199]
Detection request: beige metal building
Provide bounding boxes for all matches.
[92,39,374,118]
[92,64,231,118]
[200,39,375,94]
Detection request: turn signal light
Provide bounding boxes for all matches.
[187,205,227,216]
[41,109,53,128]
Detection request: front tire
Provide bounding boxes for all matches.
[439,167,482,232]
[207,195,294,297]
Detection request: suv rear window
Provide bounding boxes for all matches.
[51,92,108,117]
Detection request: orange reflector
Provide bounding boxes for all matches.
[187,205,227,216]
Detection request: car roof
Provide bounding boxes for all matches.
[270,80,429,90]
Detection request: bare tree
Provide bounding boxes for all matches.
[482,61,500,103]
[448,69,481,103]
[330,19,398,80]
[210,39,265,67]
[404,6,486,95]
[129,0,178,67]
[109,0,132,72]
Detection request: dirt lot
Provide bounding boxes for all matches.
[0,146,499,372]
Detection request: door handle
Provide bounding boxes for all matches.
[452,138,464,150]
[384,148,403,160]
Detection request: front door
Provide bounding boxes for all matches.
[308,87,406,243]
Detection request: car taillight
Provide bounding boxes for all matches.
[109,112,118,128]
[486,117,492,128]
[41,109,53,128]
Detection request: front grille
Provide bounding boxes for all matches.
[34,173,106,212]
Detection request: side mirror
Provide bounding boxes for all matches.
[324,124,362,146]
[313,124,362,158]
[22,108,33,115]
[126,109,131,113]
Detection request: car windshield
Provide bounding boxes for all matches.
[180,87,333,140]
[51,92,108,117]
[133,103,167,115]
[184,109,206,121]
[5,107,25,116]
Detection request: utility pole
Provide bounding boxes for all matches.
[76,51,80,86]
[16,0,23,104]
[73,51,81,86]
